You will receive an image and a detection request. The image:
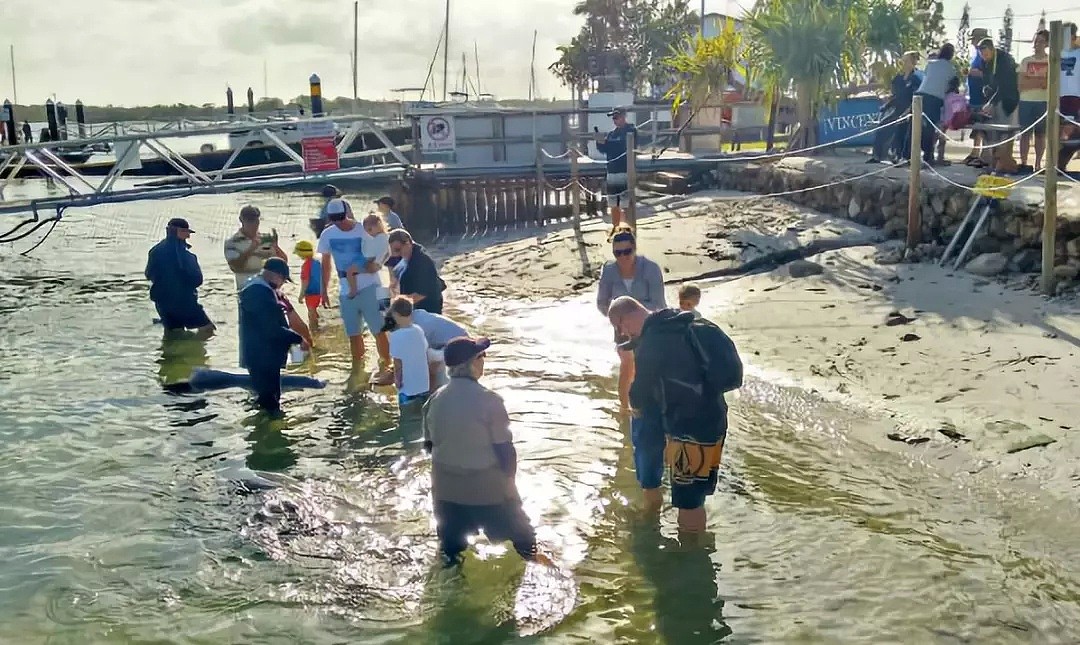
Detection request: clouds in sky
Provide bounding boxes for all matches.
[1,0,583,106]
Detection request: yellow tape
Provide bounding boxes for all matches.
[972,175,1013,199]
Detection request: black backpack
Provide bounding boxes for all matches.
[685,318,743,396]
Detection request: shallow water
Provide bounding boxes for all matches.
[2,182,1080,644]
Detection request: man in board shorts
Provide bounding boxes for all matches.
[608,296,743,533]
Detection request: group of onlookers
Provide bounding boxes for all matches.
[871,24,1080,174]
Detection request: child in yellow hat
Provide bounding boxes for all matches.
[294,240,323,332]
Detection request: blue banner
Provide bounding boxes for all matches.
[817,97,882,147]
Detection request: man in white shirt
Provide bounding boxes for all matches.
[316,198,392,380]
[387,296,431,408]
[382,306,467,390]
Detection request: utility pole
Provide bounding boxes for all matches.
[701,0,706,36]
[1043,20,1064,295]
[9,45,16,106]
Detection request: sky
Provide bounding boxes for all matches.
[1,0,1078,107]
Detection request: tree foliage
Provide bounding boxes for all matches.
[550,0,699,96]
[1000,6,1014,53]
[664,19,747,114]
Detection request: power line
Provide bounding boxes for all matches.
[944,6,1080,22]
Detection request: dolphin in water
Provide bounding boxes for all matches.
[163,368,327,395]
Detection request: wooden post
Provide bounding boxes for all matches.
[570,139,592,275]
[906,95,923,248]
[626,130,638,230]
[1043,21,1064,295]
[535,144,546,225]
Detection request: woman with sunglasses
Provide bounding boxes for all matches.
[595,225,666,409]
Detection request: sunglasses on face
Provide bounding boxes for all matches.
[613,247,634,257]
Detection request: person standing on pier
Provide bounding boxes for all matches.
[607,295,742,533]
[225,205,286,291]
[914,43,958,167]
[144,218,216,340]
[868,51,920,164]
[595,107,637,232]
[1017,29,1050,173]
[311,184,341,237]
[239,258,307,415]
[975,38,1020,171]
[21,121,32,144]
[317,198,393,381]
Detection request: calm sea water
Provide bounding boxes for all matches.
[2,178,1080,643]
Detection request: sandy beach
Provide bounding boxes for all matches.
[435,190,1080,494]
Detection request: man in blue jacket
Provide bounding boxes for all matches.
[239,257,307,414]
[144,218,215,339]
[594,108,637,231]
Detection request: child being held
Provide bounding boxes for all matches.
[344,213,391,299]
[294,240,323,332]
[678,283,703,319]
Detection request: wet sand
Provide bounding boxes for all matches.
[435,190,1080,495]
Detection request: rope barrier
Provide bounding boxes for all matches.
[922,111,1047,149]
[919,161,1046,193]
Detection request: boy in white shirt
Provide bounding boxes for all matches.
[387,295,432,407]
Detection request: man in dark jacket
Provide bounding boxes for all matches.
[976,38,1021,170]
[608,296,742,533]
[869,51,920,164]
[239,258,306,414]
[594,107,637,230]
[144,218,215,339]
[388,229,445,314]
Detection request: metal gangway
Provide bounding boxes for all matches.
[0,114,413,222]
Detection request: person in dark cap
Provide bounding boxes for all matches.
[238,257,307,414]
[594,107,638,232]
[374,196,404,230]
[421,336,549,567]
[311,184,342,236]
[144,218,216,340]
[975,37,1020,170]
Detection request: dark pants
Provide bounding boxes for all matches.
[433,498,537,561]
[918,93,944,162]
[872,108,908,160]
[247,361,282,413]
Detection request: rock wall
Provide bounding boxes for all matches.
[709,160,1080,281]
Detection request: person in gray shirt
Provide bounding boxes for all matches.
[595,224,667,409]
[915,43,958,165]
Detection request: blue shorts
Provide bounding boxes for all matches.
[1018,101,1046,134]
[339,284,383,338]
[631,414,665,490]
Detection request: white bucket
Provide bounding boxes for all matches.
[289,347,307,364]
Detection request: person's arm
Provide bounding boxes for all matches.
[240,286,304,347]
[644,260,666,311]
[317,243,333,307]
[486,394,516,476]
[298,262,310,304]
[225,238,259,273]
[286,308,313,348]
[144,249,156,281]
[595,132,612,154]
[421,398,434,452]
[182,249,204,289]
[394,358,404,389]
[405,253,440,303]
[596,263,613,316]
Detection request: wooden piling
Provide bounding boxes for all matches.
[626,130,637,230]
[906,95,923,249]
[570,141,591,275]
[1043,20,1064,295]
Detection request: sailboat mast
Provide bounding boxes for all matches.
[474,41,481,96]
[442,0,450,101]
[9,45,16,106]
[529,30,537,101]
[353,0,360,113]
[262,60,268,99]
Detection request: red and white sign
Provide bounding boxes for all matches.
[298,120,339,172]
[420,115,456,152]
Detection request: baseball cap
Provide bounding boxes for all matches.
[375,196,395,208]
[263,257,292,282]
[320,184,341,199]
[970,28,990,42]
[443,336,491,367]
[239,205,261,221]
[167,217,194,232]
[325,198,349,220]
[977,37,995,50]
[607,107,626,117]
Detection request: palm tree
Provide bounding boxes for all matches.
[664,19,748,115]
[745,0,916,150]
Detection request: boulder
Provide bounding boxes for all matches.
[1007,248,1041,273]
[788,259,825,278]
[965,252,1008,277]
[1053,262,1080,281]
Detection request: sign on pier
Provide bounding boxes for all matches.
[298,120,339,172]
[420,115,456,153]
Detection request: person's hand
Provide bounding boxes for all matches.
[968,68,982,78]
[300,339,311,352]
[271,228,279,242]
[592,131,606,142]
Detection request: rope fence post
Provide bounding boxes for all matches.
[626,130,637,230]
[907,96,924,249]
[570,139,591,275]
[1043,20,1064,295]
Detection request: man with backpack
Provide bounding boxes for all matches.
[607,296,743,533]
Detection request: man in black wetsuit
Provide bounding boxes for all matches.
[144,218,215,340]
